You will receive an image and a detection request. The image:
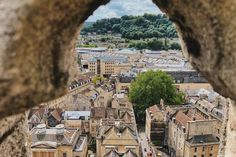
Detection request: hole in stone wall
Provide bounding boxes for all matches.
[0,0,229,156]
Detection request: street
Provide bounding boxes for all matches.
[139,132,155,157]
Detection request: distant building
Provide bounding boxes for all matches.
[28,124,87,157]
[76,47,107,54]
[88,55,128,76]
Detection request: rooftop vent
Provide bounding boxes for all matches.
[55,124,65,135]
[36,124,46,140]
[36,124,46,134]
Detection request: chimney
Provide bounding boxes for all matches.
[160,99,165,111]
[55,124,65,135]
[36,124,46,140]
[36,124,46,134]
[172,117,176,123]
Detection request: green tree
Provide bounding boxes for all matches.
[92,75,103,84]
[129,70,184,122]
[170,42,181,50]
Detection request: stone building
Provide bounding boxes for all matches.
[96,123,140,157]
[145,104,166,147]
[111,94,133,109]
[28,124,88,157]
[88,55,128,76]
[167,108,220,157]
[184,134,219,157]
[94,85,114,107]
[89,107,106,137]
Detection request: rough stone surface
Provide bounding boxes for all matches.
[0,113,29,157]
[153,0,236,100]
[225,100,236,155]
[1,0,236,156]
[0,0,110,119]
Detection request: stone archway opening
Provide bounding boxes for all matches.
[0,0,236,156]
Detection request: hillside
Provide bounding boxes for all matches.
[81,14,178,40]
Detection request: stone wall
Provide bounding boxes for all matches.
[0,0,236,156]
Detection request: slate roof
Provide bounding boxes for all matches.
[187,134,219,144]
[91,107,106,119]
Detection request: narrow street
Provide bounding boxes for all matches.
[139,132,154,157]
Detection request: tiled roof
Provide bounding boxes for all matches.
[49,108,62,122]
[174,108,205,127]
[175,111,191,127]
[91,107,106,118]
[28,108,47,120]
[147,105,164,122]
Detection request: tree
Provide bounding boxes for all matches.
[129,70,184,122]
[170,42,181,50]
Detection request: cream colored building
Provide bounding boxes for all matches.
[96,124,140,157]
[88,56,128,76]
[184,135,219,157]
[168,108,220,157]
[28,124,88,157]
[145,105,166,146]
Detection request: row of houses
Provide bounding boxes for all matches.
[27,79,141,157]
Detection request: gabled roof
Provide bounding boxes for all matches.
[120,110,133,121]
[124,149,138,157]
[103,125,137,138]
[49,108,62,122]
[103,149,120,157]
[28,108,47,120]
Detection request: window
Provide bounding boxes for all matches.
[211,146,214,150]
[194,147,197,152]
[210,154,213,157]
[63,153,67,157]
[193,156,197,157]
[202,146,205,151]
[201,155,204,157]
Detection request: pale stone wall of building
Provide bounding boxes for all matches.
[186,120,217,139]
